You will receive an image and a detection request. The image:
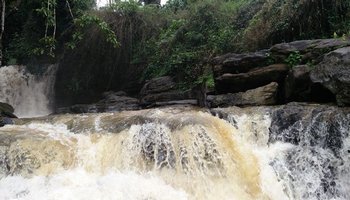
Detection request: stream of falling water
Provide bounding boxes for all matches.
[0,106,349,200]
[0,65,57,118]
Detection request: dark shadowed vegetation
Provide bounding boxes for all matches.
[1,0,349,105]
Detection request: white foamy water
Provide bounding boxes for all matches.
[0,107,349,200]
[0,65,57,118]
[0,169,188,200]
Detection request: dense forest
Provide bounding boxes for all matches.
[1,0,350,104]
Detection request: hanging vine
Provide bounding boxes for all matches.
[34,0,119,57]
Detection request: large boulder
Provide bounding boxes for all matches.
[0,102,16,127]
[140,76,197,106]
[215,64,289,93]
[56,91,140,114]
[284,65,312,102]
[0,102,15,116]
[141,91,188,104]
[285,65,335,102]
[0,102,17,118]
[207,82,278,107]
[310,47,350,106]
[212,50,269,77]
[140,76,176,96]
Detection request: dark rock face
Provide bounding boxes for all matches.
[211,39,350,106]
[0,102,17,118]
[56,91,140,114]
[0,102,14,114]
[284,65,312,102]
[0,102,16,127]
[268,104,350,153]
[0,117,14,127]
[284,65,335,102]
[270,39,350,62]
[311,47,350,106]
[215,64,289,93]
[140,76,197,107]
[212,50,269,76]
[140,76,176,96]
[207,82,278,107]
[141,91,188,105]
[268,104,350,199]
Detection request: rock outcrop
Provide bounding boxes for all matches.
[284,65,312,101]
[211,38,350,107]
[215,64,288,93]
[270,39,350,63]
[311,47,350,106]
[212,50,269,76]
[284,65,336,103]
[0,102,17,127]
[140,76,197,107]
[207,82,278,107]
[56,91,140,114]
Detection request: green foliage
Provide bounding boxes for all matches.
[67,14,120,49]
[3,0,117,63]
[4,0,350,94]
[140,0,243,88]
[195,72,215,89]
[242,0,350,50]
[285,51,302,67]
[266,52,276,65]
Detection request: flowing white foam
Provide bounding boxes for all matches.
[0,169,188,200]
[1,108,349,200]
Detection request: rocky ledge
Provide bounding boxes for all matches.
[210,38,350,107]
[0,102,17,127]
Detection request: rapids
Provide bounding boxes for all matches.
[0,105,348,200]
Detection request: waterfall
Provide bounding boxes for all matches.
[0,105,348,200]
[0,65,57,118]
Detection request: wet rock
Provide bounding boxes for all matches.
[56,91,140,114]
[0,102,14,114]
[0,102,17,127]
[268,103,350,153]
[207,82,278,107]
[140,76,196,107]
[0,117,14,127]
[96,91,140,112]
[141,91,188,105]
[215,64,289,93]
[310,47,350,106]
[151,100,198,107]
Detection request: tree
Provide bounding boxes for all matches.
[2,0,117,64]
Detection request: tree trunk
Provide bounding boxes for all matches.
[0,0,5,66]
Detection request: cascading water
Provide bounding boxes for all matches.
[0,65,57,118]
[0,105,348,200]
